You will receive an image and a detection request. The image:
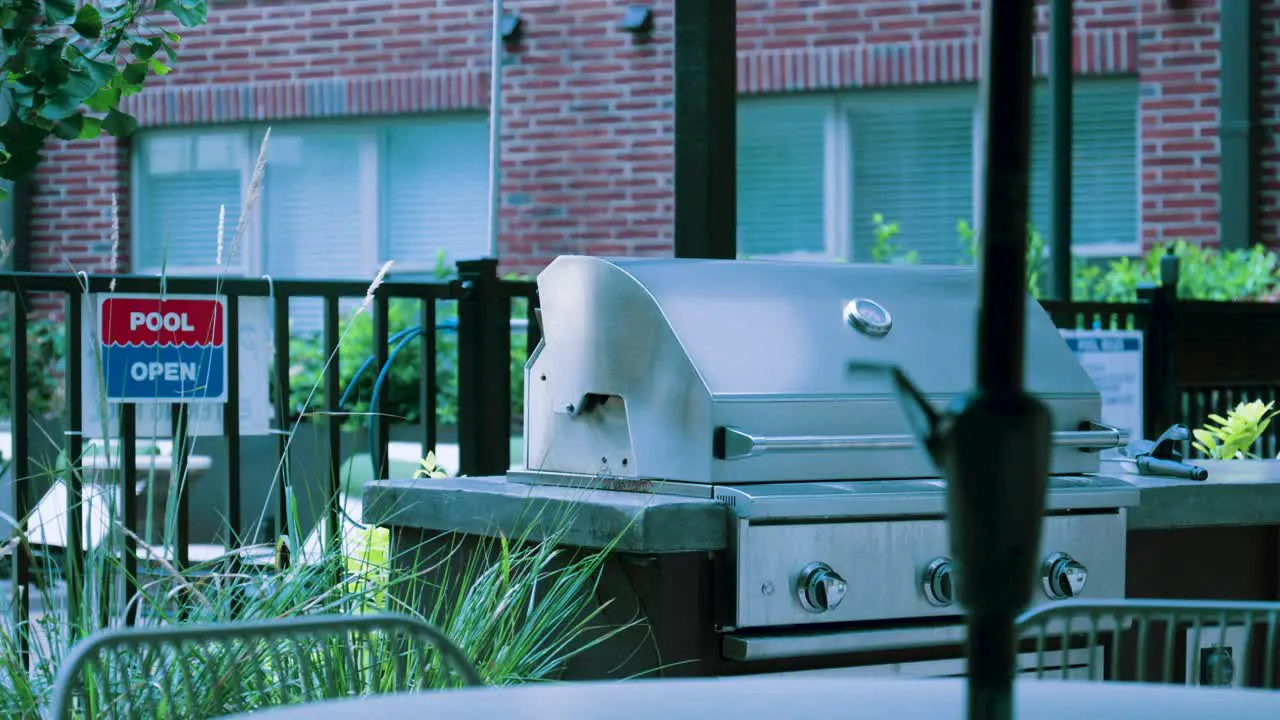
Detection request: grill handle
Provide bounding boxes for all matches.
[713,424,1128,461]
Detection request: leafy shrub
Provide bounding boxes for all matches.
[867,214,1280,303]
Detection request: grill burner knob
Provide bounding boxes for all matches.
[922,557,956,607]
[796,562,847,613]
[1041,552,1089,600]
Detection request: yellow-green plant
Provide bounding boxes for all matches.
[1191,400,1279,460]
[412,451,449,479]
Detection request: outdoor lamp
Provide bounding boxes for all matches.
[620,6,655,35]
[500,14,524,45]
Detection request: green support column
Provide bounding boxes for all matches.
[673,0,737,260]
[1048,0,1073,300]
[1219,0,1260,250]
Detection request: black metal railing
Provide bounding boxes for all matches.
[1040,253,1280,458]
[1,257,537,666]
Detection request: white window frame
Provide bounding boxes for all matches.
[130,116,488,278]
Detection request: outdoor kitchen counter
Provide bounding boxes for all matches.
[1115,461,1280,530]
[361,464,1280,547]
[361,475,728,553]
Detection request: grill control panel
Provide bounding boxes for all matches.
[731,513,1126,630]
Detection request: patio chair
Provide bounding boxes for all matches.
[1015,598,1280,688]
[48,613,484,720]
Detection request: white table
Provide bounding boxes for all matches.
[219,675,1280,719]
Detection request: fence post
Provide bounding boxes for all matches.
[1137,248,1181,439]
[455,258,511,477]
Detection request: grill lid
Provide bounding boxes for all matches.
[522,256,1116,485]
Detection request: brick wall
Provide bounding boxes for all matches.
[26,0,1272,279]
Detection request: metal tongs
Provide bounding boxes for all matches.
[1113,424,1209,481]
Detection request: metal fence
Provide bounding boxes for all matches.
[1,257,537,663]
[1041,259,1280,459]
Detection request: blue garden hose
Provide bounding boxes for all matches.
[335,326,426,489]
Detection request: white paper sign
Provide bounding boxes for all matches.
[81,295,272,439]
[1060,329,1144,447]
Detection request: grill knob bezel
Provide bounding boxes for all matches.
[922,557,956,608]
[796,562,848,614]
[1041,552,1089,600]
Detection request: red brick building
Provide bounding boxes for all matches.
[29,0,1269,283]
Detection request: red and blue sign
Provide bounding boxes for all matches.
[99,295,228,403]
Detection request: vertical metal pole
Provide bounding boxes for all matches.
[171,404,189,569]
[673,0,737,259]
[1048,0,1074,300]
[1219,0,1260,250]
[222,295,242,547]
[455,259,510,476]
[65,289,85,633]
[121,403,139,626]
[487,0,504,257]
[271,294,291,558]
[372,294,390,480]
[323,295,342,549]
[9,287,30,667]
[962,3,1039,719]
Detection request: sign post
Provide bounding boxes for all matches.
[99,295,229,404]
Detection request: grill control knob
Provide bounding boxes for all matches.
[1041,552,1089,600]
[922,557,956,607]
[796,562,847,613]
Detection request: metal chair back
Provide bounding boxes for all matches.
[48,613,484,719]
[1016,598,1280,689]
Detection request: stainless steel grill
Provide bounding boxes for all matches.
[512,255,1140,671]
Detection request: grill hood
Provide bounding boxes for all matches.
[522,256,1115,485]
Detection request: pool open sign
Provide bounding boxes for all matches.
[100,295,228,403]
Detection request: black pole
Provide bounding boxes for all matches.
[455,258,511,476]
[1218,0,1260,250]
[673,0,736,259]
[1048,0,1073,299]
[946,3,1043,719]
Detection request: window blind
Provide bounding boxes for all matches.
[736,95,832,259]
[137,132,245,272]
[384,115,490,270]
[260,130,371,332]
[848,88,976,265]
[1027,77,1140,252]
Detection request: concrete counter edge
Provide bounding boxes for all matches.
[362,464,1280,552]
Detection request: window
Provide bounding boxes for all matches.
[131,115,490,279]
[735,77,1140,263]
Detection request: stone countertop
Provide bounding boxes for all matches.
[1112,459,1280,531]
[361,476,728,553]
[363,461,1280,553]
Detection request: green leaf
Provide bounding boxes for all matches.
[44,0,77,23]
[51,114,84,141]
[78,115,103,139]
[84,58,117,89]
[148,57,172,76]
[122,62,149,87]
[131,39,161,60]
[84,85,121,113]
[71,4,103,39]
[101,108,138,137]
[154,0,208,28]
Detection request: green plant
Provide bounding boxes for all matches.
[0,313,66,418]
[1191,400,1279,460]
[867,212,1280,303]
[0,0,208,192]
[868,213,919,265]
